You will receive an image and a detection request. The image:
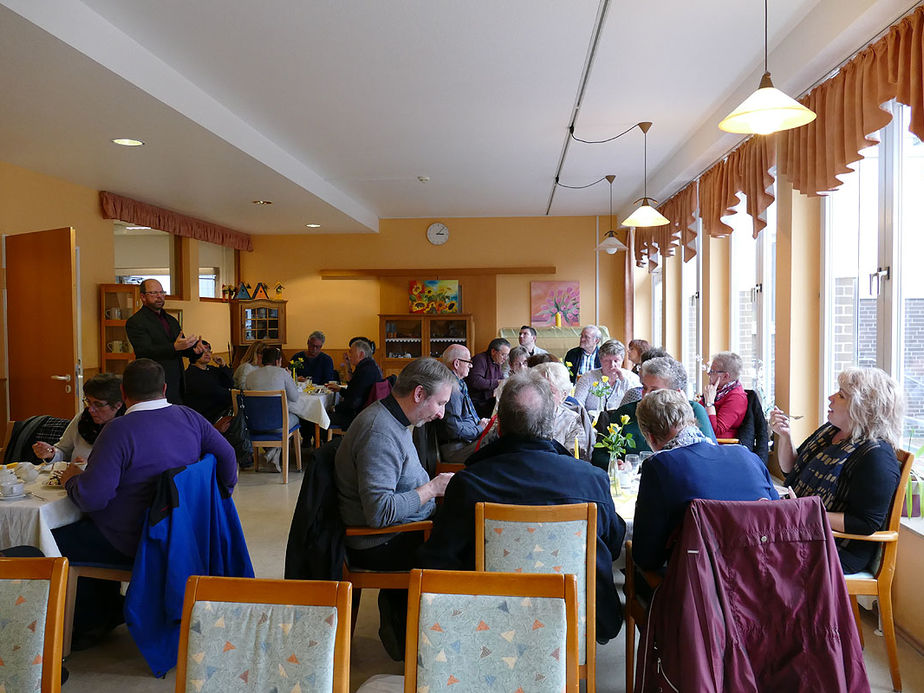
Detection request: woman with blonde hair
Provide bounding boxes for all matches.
[233,340,266,389]
[770,367,905,573]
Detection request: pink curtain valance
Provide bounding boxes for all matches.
[100,191,254,252]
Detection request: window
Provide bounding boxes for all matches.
[651,265,663,349]
[823,102,924,450]
[728,192,777,408]
[198,240,236,299]
[113,223,176,294]
[680,224,702,398]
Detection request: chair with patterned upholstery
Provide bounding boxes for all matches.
[232,389,302,484]
[175,576,352,693]
[0,556,68,693]
[474,502,597,693]
[357,568,578,693]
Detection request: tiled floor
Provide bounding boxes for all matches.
[62,464,924,692]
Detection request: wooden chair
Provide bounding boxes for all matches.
[176,576,351,693]
[0,556,69,692]
[623,540,662,693]
[833,448,915,693]
[403,569,579,693]
[62,562,133,657]
[341,521,432,633]
[232,389,302,484]
[474,502,597,693]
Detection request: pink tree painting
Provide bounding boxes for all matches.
[530,281,580,326]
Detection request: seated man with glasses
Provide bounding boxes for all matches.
[437,344,490,463]
[32,373,125,466]
[125,278,203,404]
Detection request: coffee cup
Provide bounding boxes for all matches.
[16,464,39,483]
[107,340,123,353]
[105,307,122,319]
[1,481,24,497]
[0,469,17,484]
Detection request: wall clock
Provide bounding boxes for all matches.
[426,222,449,245]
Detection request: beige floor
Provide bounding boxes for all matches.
[62,465,924,693]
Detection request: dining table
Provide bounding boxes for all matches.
[291,382,339,447]
[0,470,82,557]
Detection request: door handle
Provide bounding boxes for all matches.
[50,374,72,382]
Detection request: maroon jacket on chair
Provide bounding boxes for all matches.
[637,497,869,693]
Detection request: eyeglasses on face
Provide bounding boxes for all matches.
[142,290,166,296]
[457,359,473,365]
[708,369,727,376]
[83,397,114,410]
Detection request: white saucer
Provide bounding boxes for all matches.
[0,492,27,501]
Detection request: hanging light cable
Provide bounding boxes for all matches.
[622,122,670,228]
[718,0,816,135]
[596,175,628,254]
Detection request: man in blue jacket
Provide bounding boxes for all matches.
[418,370,627,642]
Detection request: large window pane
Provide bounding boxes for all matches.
[199,240,236,299]
[824,143,881,397]
[898,104,924,449]
[681,230,701,398]
[728,197,760,391]
[113,223,175,294]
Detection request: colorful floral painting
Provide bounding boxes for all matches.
[531,281,580,326]
[409,280,461,314]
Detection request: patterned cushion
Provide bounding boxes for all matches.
[483,518,588,663]
[416,592,567,692]
[185,600,337,692]
[0,578,50,692]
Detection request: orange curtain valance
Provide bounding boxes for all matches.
[779,5,924,195]
[100,191,254,252]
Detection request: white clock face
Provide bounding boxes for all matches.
[427,222,449,245]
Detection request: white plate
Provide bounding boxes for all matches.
[0,493,27,501]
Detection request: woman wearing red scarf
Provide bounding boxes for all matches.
[701,351,747,439]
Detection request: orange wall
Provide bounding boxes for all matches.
[241,216,626,354]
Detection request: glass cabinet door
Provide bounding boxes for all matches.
[384,319,423,359]
[428,318,468,357]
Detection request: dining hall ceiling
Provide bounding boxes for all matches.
[0,1,916,235]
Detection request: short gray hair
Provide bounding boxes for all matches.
[582,325,602,342]
[641,356,687,391]
[497,371,555,439]
[393,357,456,398]
[599,339,626,359]
[533,362,571,400]
[308,330,326,344]
[351,339,372,359]
[838,367,905,448]
[710,351,743,380]
[636,389,695,444]
[441,343,469,366]
[508,345,529,363]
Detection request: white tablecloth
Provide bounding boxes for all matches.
[289,389,336,430]
[0,478,82,557]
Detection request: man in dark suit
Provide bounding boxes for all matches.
[125,279,202,404]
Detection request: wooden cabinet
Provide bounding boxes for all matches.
[99,283,140,374]
[230,299,287,364]
[379,313,474,377]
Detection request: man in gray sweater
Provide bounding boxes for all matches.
[335,356,456,660]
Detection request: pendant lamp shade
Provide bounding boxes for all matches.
[623,197,669,228]
[596,174,628,254]
[719,72,816,135]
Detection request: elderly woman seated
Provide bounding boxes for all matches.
[32,373,124,466]
[632,390,778,571]
[701,351,747,439]
[592,356,715,468]
[770,367,905,574]
[533,361,594,460]
[573,339,640,412]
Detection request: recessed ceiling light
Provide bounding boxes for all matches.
[306,223,321,228]
[252,200,273,205]
[417,176,430,183]
[112,138,144,147]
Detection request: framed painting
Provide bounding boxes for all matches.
[409,280,461,314]
[530,281,579,326]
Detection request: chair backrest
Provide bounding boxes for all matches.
[176,576,351,693]
[405,569,578,693]
[363,379,392,410]
[0,556,68,692]
[474,502,595,667]
[232,389,288,433]
[887,449,915,534]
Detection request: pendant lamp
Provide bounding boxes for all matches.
[622,122,669,228]
[719,0,815,135]
[596,175,628,254]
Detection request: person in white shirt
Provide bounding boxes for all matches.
[518,325,547,357]
[573,339,640,412]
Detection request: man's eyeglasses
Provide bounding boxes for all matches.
[83,398,113,410]
[142,290,166,296]
[458,359,473,365]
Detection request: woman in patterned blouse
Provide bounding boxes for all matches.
[770,367,904,573]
